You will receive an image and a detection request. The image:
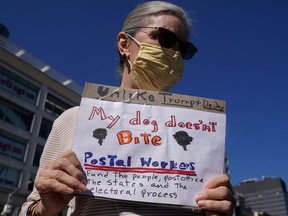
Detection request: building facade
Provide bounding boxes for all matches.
[234,177,288,216]
[0,25,82,215]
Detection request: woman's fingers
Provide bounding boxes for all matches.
[35,169,86,194]
[204,174,233,191]
[195,174,236,215]
[35,150,87,194]
[197,198,234,214]
[47,156,84,179]
[196,186,232,201]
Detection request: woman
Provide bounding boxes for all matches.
[21,1,235,215]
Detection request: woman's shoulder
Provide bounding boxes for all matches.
[53,106,79,127]
[59,106,79,118]
[49,106,80,151]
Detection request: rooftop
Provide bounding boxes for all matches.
[0,34,83,95]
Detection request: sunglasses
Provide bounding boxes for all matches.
[128,27,198,60]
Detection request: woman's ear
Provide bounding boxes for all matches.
[117,32,130,59]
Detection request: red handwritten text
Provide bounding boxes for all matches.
[88,106,120,128]
[165,115,217,132]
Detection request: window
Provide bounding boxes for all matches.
[0,131,27,161]
[44,93,72,117]
[0,165,21,187]
[33,144,43,167]
[0,65,39,104]
[0,97,34,131]
[39,118,53,139]
[28,173,36,191]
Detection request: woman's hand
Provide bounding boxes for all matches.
[195,174,235,216]
[34,150,87,215]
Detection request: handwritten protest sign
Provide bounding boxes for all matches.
[72,83,226,207]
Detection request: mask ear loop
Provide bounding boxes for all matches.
[126,33,141,46]
[125,33,139,73]
[127,58,132,69]
[125,33,142,74]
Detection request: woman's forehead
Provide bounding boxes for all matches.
[142,14,188,39]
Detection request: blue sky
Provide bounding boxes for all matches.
[1,0,288,186]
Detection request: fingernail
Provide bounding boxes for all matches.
[81,178,87,185]
[67,187,74,194]
[79,183,87,192]
[195,193,203,200]
[197,200,206,208]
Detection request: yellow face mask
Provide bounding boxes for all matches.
[127,35,184,92]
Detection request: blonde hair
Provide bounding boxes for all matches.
[118,1,191,75]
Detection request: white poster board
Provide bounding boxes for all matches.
[72,83,226,207]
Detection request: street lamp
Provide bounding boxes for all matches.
[1,180,33,216]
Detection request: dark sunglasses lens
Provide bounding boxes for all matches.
[156,27,198,60]
[179,42,198,60]
[157,28,177,48]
